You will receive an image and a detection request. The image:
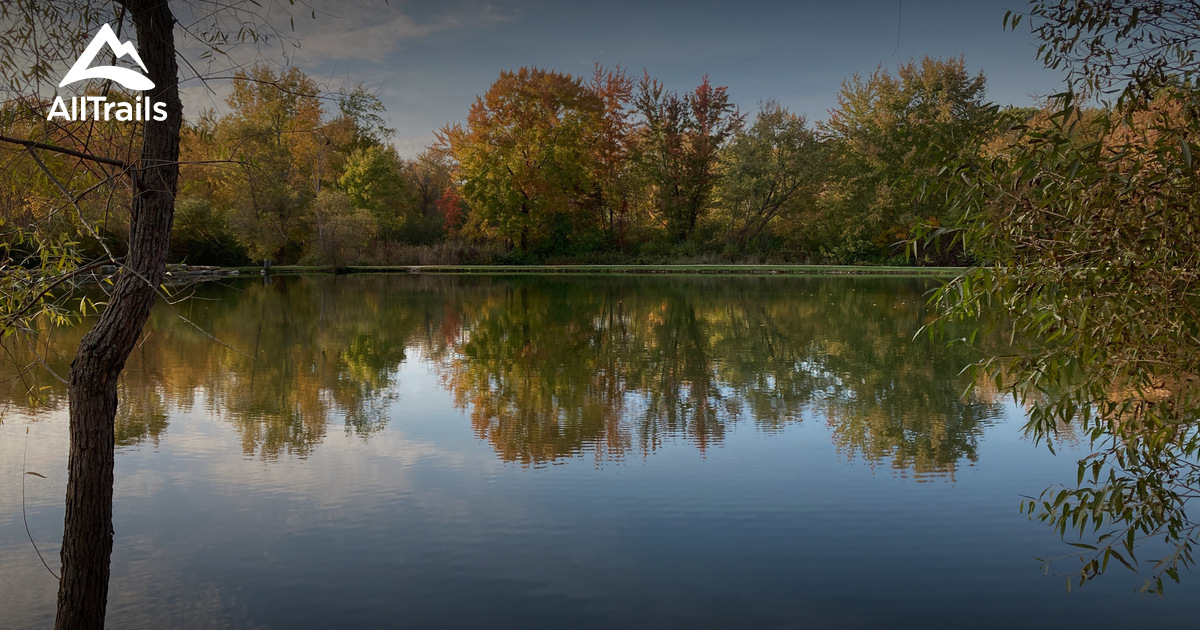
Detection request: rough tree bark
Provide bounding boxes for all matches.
[54,1,180,628]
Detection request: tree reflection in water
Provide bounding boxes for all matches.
[427,276,1002,471]
[0,274,1002,476]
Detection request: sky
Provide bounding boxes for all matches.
[176,0,1069,157]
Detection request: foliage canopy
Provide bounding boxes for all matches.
[928,0,1200,593]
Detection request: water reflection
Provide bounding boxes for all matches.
[427,277,1002,470]
[0,274,1001,474]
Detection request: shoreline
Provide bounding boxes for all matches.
[230,264,967,278]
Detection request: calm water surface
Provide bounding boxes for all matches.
[1,274,1197,628]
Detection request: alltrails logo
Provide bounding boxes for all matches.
[47,23,167,122]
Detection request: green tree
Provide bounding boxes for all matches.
[822,56,993,264]
[168,197,250,265]
[334,83,394,151]
[929,0,1200,592]
[339,145,408,239]
[310,189,378,265]
[717,101,826,252]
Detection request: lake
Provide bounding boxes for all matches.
[1,274,1197,628]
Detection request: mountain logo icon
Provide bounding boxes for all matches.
[59,23,154,91]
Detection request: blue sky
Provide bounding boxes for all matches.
[183,0,1067,157]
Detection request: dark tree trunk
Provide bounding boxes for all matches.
[54,1,180,628]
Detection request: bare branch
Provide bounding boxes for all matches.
[0,134,128,169]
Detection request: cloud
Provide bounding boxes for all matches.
[287,1,515,64]
[391,134,437,159]
[165,1,520,149]
[294,13,439,64]
[179,81,234,119]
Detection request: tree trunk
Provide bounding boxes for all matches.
[54,1,180,628]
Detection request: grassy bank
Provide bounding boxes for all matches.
[230,264,966,277]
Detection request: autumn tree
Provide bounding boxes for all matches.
[634,74,743,243]
[585,64,637,247]
[440,67,606,254]
[211,65,324,262]
[169,113,248,265]
[436,184,466,236]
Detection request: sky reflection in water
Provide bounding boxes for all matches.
[1,274,1197,629]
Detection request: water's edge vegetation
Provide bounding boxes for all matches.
[231,264,967,277]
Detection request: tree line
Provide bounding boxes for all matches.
[4,55,1007,268]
